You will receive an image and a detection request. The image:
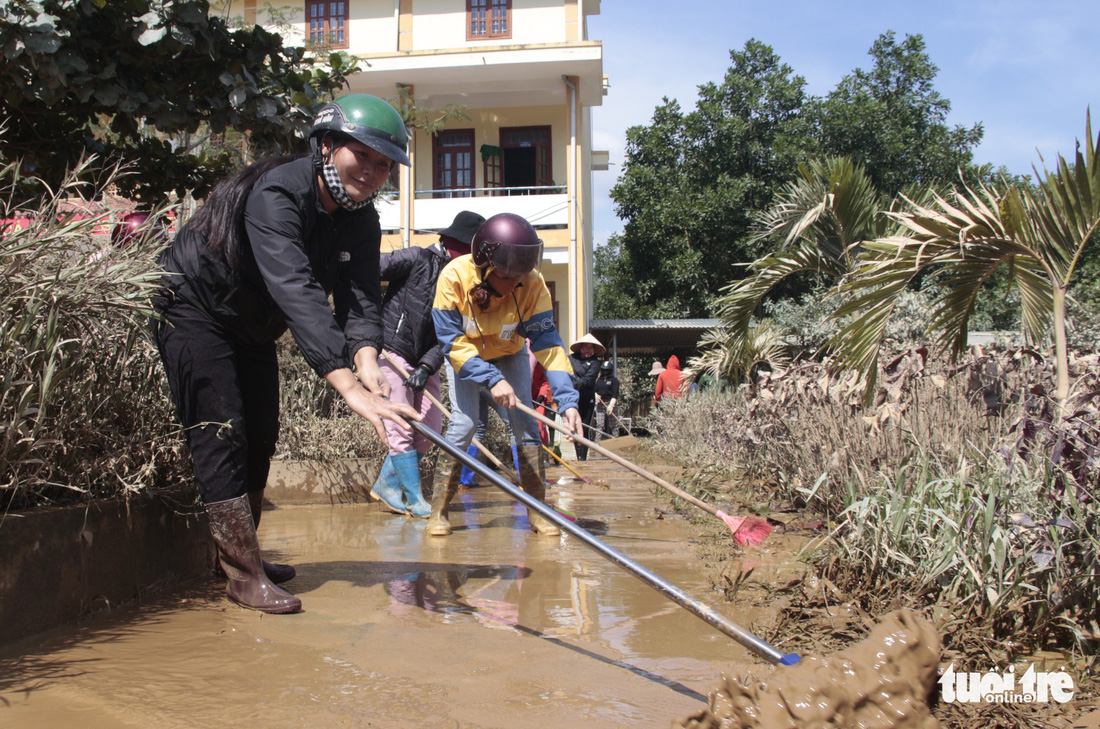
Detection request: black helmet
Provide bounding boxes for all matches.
[471,213,543,280]
[310,94,410,166]
[600,360,613,371]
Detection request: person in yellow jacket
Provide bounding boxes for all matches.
[429,213,582,537]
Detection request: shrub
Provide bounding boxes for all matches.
[648,347,1100,658]
[0,159,187,509]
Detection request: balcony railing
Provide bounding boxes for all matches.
[413,185,566,199]
[377,187,569,231]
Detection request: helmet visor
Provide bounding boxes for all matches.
[487,240,543,281]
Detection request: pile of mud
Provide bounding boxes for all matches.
[675,609,941,729]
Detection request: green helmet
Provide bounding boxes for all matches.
[310,93,410,167]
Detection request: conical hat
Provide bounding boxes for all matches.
[569,333,606,356]
[647,361,665,376]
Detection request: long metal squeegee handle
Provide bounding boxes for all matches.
[407,418,800,666]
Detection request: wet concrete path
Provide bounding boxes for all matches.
[0,456,769,728]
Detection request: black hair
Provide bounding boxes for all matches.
[190,154,306,273]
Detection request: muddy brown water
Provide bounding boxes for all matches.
[0,458,784,728]
[0,456,942,728]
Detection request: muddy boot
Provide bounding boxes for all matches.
[517,445,560,536]
[419,464,435,516]
[426,462,462,537]
[393,451,431,518]
[247,490,296,584]
[370,454,405,514]
[205,495,301,614]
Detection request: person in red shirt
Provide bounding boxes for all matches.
[530,347,553,446]
[654,354,687,405]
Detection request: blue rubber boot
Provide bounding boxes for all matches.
[393,451,431,518]
[370,454,405,514]
[459,444,480,486]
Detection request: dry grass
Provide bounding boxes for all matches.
[647,347,1099,711]
[1,159,188,510]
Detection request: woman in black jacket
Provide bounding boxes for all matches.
[594,359,621,439]
[370,211,485,518]
[568,333,604,461]
[153,94,420,614]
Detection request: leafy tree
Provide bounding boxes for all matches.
[814,32,984,196]
[601,40,816,318]
[0,0,357,204]
[593,233,642,319]
[597,33,984,320]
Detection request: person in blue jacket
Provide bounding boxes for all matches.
[153,94,420,614]
[429,213,582,537]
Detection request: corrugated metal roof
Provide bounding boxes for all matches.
[587,319,726,357]
[588,318,723,329]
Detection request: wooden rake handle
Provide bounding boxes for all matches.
[514,402,720,519]
[380,351,518,481]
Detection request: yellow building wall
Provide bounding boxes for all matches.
[347,2,401,53]
[227,2,577,55]
[410,0,567,49]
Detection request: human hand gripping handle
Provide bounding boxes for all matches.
[560,407,582,437]
[324,367,420,444]
[489,379,517,409]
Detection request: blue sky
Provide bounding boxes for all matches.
[586,0,1100,246]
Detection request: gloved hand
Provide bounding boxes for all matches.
[535,394,547,406]
[608,398,617,413]
[405,365,431,393]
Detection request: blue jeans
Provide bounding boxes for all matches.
[443,350,540,449]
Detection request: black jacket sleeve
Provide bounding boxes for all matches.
[380,246,418,282]
[245,179,353,376]
[569,355,599,394]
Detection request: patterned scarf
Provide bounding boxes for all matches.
[320,160,373,212]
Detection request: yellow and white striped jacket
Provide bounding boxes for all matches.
[432,255,578,411]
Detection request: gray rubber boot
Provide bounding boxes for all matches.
[205,495,301,614]
[426,462,462,537]
[247,490,296,584]
[517,445,560,536]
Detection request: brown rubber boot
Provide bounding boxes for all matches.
[205,495,301,614]
[517,445,560,536]
[247,490,296,584]
[426,461,462,537]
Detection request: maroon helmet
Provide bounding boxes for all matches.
[111,212,166,248]
[471,213,543,280]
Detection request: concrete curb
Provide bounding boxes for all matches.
[0,459,391,647]
[0,489,212,647]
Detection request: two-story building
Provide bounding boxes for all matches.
[230,0,607,344]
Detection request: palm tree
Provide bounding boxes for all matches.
[830,113,1100,404]
[683,320,789,386]
[712,157,887,337]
